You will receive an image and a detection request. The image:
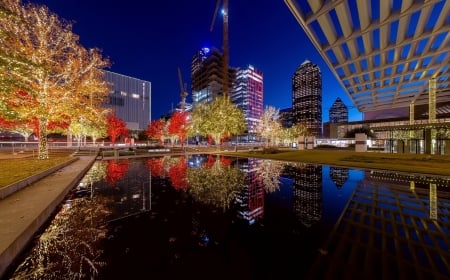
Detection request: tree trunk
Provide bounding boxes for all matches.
[38,117,49,159]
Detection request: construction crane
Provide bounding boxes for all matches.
[210,0,229,96]
[177,67,188,111]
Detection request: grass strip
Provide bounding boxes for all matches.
[0,153,73,188]
[219,149,450,177]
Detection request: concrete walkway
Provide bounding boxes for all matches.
[0,156,96,278]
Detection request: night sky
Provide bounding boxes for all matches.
[29,0,362,122]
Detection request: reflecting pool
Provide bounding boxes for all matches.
[6,155,450,279]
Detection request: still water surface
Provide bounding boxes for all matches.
[7,155,450,279]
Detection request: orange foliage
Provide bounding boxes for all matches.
[146,119,165,145]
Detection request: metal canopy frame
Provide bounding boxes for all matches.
[285,0,450,113]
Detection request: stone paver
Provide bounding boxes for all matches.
[0,156,95,278]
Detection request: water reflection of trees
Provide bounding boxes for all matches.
[187,155,246,210]
[106,159,129,186]
[82,161,107,185]
[11,197,112,279]
[145,157,166,177]
[167,157,188,190]
[255,159,283,193]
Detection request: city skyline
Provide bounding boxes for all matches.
[30,0,363,122]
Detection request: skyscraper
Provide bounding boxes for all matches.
[279,107,293,128]
[230,65,263,134]
[329,97,348,123]
[292,60,322,136]
[191,47,236,105]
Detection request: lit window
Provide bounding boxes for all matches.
[132,93,140,99]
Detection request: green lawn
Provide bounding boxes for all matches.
[219,149,450,177]
[0,152,73,188]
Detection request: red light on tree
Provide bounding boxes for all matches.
[168,111,188,146]
[146,119,166,145]
[0,117,16,129]
[107,113,129,144]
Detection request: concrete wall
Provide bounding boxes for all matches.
[355,133,367,152]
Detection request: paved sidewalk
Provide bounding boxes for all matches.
[0,156,96,278]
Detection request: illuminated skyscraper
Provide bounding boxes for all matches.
[292,60,322,136]
[231,65,263,134]
[329,97,348,123]
[191,47,236,105]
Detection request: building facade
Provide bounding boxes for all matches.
[191,47,236,105]
[230,65,263,134]
[104,71,151,131]
[292,60,322,136]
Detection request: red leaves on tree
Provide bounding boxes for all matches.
[145,158,165,177]
[146,119,165,145]
[168,157,188,191]
[207,135,214,145]
[48,120,70,130]
[221,134,231,144]
[107,113,129,144]
[0,117,17,129]
[168,111,188,146]
[106,159,129,186]
[7,90,38,108]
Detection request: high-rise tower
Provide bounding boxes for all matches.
[230,65,263,134]
[292,60,322,136]
[191,47,235,106]
[329,97,348,123]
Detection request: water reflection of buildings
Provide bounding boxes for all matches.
[100,160,152,220]
[308,173,450,279]
[368,170,450,191]
[329,167,349,189]
[284,163,322,227]
[235,158,265,225]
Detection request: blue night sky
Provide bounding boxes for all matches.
[30,0,362,122]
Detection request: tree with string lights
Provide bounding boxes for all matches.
[0,1,110,159]
[146,119,166,145]
[168,111,189,146]
[257,106,282,147]
[188,95,246,149]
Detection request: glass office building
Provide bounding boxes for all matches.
[104,71,151,131]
